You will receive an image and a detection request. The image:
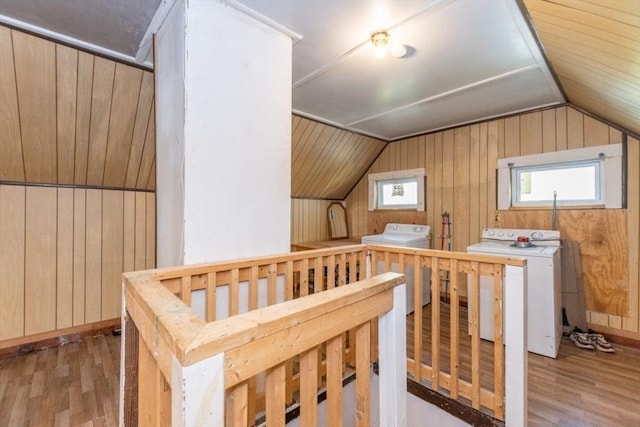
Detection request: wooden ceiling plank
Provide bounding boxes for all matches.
[13,31,57,184]
[103,63,144,188]
[74,52,95,186]
[56,45,78,185]
[533,20,639,64]
[136,104,156,189]
[552,61,639,107]
[576,0,640,17]
[526,1,640,41]
[125,72,154,189]
[86,57,116,186]
[563,80,640,135]
[297,125,340,197]
[0,27,24,182]
[541,0,640,26]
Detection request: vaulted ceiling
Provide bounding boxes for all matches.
[0,0,637,139]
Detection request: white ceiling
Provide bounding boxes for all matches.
[0,0,565,141]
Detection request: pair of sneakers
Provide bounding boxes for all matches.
[569,327,615,353]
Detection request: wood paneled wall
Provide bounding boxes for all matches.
[0,26,156,190]
[0,185,155,341]
[345,106,640,338]
[291,198,343,244]
[292,115,385,199]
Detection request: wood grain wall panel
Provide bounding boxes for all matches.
[345,105,639,336]
[146,162,156,190]
[0,26,156,190]
[103,64,143,187]
[56,188,74,329]
[146,193,156,269]
[12,32,57,184]
[73,189,86,326]
[56,45,78,185]
[125,72,154,188]
[542,109,557,153]
[85,189,102,324]
[137,105,156,189]
[0,186,155,343]
[86,58,116,187]
[74,52,95,186]
[0,27,24,182]
[291,115,385,199]
[123,192,136,273]
[24,187,57,335]
[290,199,344,244]
[0,186,25,340]
[520,112,543,155]
[134,192,147,271]
[101,191,124,320]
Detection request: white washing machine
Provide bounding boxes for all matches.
[362,223,431,315]
[466,228,562,358]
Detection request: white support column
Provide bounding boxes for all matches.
[504,264,528,426]
[172,353,225,427]
[378,282,408,427]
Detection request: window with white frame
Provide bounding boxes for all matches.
[497,144,623,210]
[368,168,425,211]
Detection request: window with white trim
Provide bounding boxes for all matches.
[368,168,426,211]
[497,144,623,210]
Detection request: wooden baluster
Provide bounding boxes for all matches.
[470,261,481,409]
[229,382,248,426]
[266,364,286,427]
[285,260,294,301]
[326,335,344,427]
[180,275,191,305]
[348,252,357,284]
[301,258,309,296]
[206,272,216,322]
[284,260,295,406]
[300,348,319,426]
[431,258,440,389]
[268,263,277,305]
[493,264,505,419]
[230,269,240,316]
[314,256,324,293]
[413,254,423,381]
[355,322,371,427]
[327,254,336,289]
[249,266,259,310]
[338,253,347,286]
[450,259,459,399]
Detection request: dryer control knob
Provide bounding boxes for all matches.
[497,231,504,237]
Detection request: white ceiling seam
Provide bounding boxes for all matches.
[345,64,544,127]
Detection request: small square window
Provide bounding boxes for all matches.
[368,168,425,211]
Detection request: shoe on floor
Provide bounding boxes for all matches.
[569,330,595,350]
[587,330,615,353]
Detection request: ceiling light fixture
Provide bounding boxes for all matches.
[370,30,390,58]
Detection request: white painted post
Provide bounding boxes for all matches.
[378,282,408,427]
[172,353,225,427]
[504,264,528,426]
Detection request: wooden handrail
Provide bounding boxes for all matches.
[122,244,526,425]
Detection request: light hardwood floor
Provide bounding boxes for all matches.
[0,334,120,426]
[1,318,639,426]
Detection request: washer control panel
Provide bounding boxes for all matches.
[481,228,560,243]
